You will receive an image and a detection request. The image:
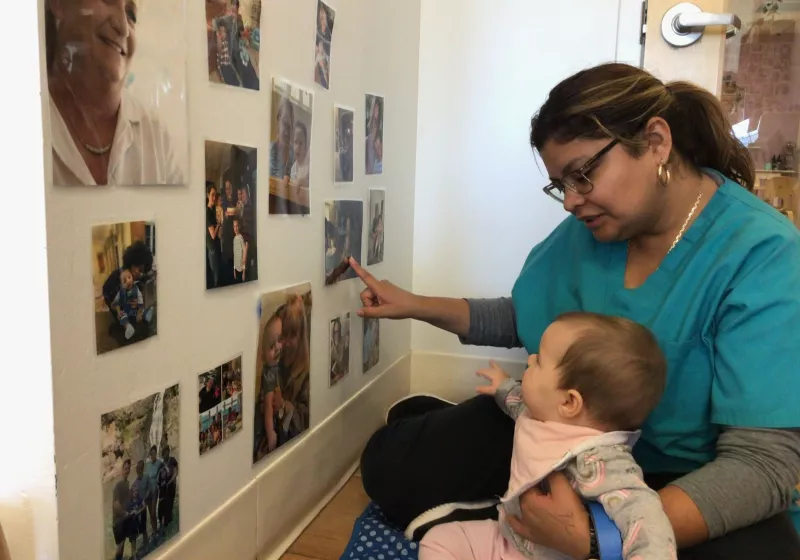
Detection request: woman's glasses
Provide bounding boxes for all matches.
[542,139,619,203]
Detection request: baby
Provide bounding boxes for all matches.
[261,313,287,453]
[420,312,676,560]
[112,268,152,340]
[290,122,310,190]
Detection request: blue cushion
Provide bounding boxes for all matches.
[341,503,419,560]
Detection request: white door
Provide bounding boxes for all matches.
[642,0,800,221]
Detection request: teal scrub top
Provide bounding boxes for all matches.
[511,172,800,527]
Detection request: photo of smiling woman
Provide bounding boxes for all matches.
[44,0,188,186]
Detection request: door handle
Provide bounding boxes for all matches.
[661,2,743,48]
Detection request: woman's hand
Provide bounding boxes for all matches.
[506,472,591,560]
[475,361,510,396]
[349,257,423,319]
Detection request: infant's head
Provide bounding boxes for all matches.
[262,313,283,367]
[523,312,665,432]
[120,268,134,291]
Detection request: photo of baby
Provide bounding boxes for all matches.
[206,140,258,290]
[363,318,380,374]
[365,94,384,175]
[92,221,157,355]
[334,105,354,183]
[206,0,261,91]
[324,201,364,286]
[101,384,180,560]
[313,1,335,90]
[329,313,351,386]
[198,356,243,456]
[253,284,313,464]
[367,189,385,265]
[269,78,314,215]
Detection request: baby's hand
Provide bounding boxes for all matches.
[475,361,510,396]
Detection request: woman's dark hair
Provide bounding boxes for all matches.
[44,1,57,72]
[530,63,754,190]
[149,445,157,454]
[122,241,154,273]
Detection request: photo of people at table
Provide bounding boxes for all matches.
[367,189,385,265]
[329,313,350,386]
[363,317,380,374]
[44,0,187,185]
[206,140,258,290]
[365,94,384,175]
[253,284,312,464]
[92,221,157,355]
[313,0,335,90]
[334,105,354,183]
[206,0,261,91]
[269,78,314,215]
[324,201,364,286]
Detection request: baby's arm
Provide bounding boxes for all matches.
[495,379,526,421]
[111,291,128,325]
[573,446,677,560]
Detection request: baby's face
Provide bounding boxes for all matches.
[293,128,307,161]
[521,320,578,422]
[265,318,283,366]
[120,269,134,290]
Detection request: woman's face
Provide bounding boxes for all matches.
[149,447,156,461]
[370,101,380,128]
[318,6,328,32]
[293,127,308,162]
[281,311,302,365]
[51,0,138,87]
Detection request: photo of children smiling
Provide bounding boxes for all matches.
[92,221,157,355]
[198,355,242,456]
[329,313,350,386]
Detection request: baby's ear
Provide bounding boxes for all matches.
[559,389,583,419]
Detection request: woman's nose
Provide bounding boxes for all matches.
[562,189,585,214]
[109,4,131,38]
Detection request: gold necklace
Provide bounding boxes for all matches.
[60,80,114,156]
[628,190,703,255]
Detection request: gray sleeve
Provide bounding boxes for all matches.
[458,298,523,349]
[495,378,526,420]
[670,427,800,539]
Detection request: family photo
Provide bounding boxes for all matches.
[363,318,380,374]
[92,221,157,355]
[367,189,385,265]
[313,0,335,90]
[329,313,351,386]
[44,0,188,185]
[205,140,258,290]
[253,284,313,464]
[334,105,354,183]
[101,384,180,560]
[198,355,243,456]
[324,201,364,286]
[269,78,315,215]
[206,0,261,91]
[365,94,384,175]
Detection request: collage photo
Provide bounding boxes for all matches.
[324,201,364,285]
[199,356,244,456]
[206,0,261,91]
[313,1,336,90]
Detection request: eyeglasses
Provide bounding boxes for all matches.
[542,139,619,203]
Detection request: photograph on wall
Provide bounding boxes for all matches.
[334,105,354,184]
[363,318,380,374]
[206,0,261,91]
[253,283,313,464]
[313,0,335,90]
[367,189,385,265]
[45,0,188,186]
[329,312,351,386]
[324,200,364,286]
[205,140,258,290]
[198,355,242,456]
[269,78,314,215]
[101,384,180,560]
[365,94,384,175]
[92,221,157,355]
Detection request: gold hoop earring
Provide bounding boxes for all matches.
[657,162,671,187]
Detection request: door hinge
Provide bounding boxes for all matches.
[640,0,648,45]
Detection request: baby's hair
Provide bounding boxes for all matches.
[555,312,666,431]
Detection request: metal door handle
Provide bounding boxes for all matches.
[661,2,743,48]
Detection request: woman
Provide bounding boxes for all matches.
[354,63,800,559]
[278,294,311,439]
[142,445,162,535]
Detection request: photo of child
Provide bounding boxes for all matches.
[334,105,354,183]
[313,1,335,90]
[365,94,384,175]
[367,189,385,265]
[363,318,380,374]
[253,283,313,464]
[198,356,243,456]
[324,201,364,285]
[92,221,157,355]
[101,384,180,560]
[269,78,314,215]
[329,313,351,386]
[206,140,258,290]
[206,0,261,90]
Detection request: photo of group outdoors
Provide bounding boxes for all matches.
[324,200,364,286]
[92,221,157,355]
[205,140,258,290]
[367,189,385,265]
[45,0,188,185]
[313,0,335,90]
[253,283,312,464]
[101,384,180,560]
[329,313,351,386]
[206,0,261,91]
[269,78,314,215]
[334,105,354,183]
[198,356,243,456]
[365,94,384,175]
[363,318,380,374]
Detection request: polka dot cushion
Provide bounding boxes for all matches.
[341,503,419,560]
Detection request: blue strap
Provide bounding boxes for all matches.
[587,501,623,559]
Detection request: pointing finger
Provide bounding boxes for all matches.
[349,257,380,291]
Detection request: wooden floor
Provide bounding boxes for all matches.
[281,470,370,560]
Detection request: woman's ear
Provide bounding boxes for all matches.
[558,389,584,419]
[644,116,673,163]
